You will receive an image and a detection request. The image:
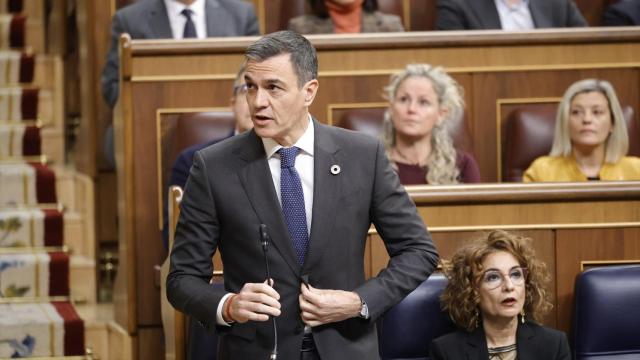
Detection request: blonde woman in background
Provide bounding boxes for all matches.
[524,79,640,182]
[381,64,481,185]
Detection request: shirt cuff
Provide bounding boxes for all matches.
[216,293,234,326]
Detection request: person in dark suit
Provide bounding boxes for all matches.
[435,0,587,30]
[430,230,570,359]
[101,0,259,108]
[100,0,259,165]
[167,30,439,359]
[602,0,640,26]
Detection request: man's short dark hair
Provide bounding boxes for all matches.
[245,30,318,88]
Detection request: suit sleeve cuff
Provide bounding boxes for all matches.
[216,293,234,326]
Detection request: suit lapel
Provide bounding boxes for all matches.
[465,326,489,359]
[470,0,502,29]
[236,132,301,276]
[515,322,536,360]
[528,1,552,28]
[304,122,342,272]
[149,0,173,38]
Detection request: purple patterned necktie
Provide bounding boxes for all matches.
[278,147,309,266]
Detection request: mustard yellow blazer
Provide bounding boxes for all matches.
[523,156,640,182]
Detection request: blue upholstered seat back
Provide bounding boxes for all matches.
[378,273,456,360]
[573,265,640,360]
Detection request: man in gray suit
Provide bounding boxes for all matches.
[436,0,587,30]
[167,30,439,359]
[100,0,259,165]
[101,0,259,107]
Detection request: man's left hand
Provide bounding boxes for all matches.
[299,283,363,327]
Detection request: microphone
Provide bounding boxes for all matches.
[259,224,278,360]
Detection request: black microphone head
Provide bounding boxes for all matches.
[259,224,269,249]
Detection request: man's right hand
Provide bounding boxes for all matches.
[224,280,281,323]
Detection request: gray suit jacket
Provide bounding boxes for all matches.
[100,0,259,107]
[602,0,640,26]
[435,0,587,30]
[167,121,439,359]
[430,321,571,360]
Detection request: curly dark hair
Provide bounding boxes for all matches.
[309,0,378,18]
[440,230,552,332]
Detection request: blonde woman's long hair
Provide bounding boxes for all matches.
[551,79,628,163]
[381,64,465,184]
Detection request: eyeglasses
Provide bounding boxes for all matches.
[233,83,248,96]
[480,267,527,290]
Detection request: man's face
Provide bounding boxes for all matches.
[244,53,318,146]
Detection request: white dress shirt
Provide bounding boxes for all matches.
[216,116,315,326]
[164,0,207,39]
[494,0,535,30]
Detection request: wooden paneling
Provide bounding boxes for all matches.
[555,227,640,333]
[408,0,437,31]
[76,0,115,175]
[477,68,640,181]
[123,31,640,181]
[418,200,640,227]
[97,172,118,244]
[137,327,164,360]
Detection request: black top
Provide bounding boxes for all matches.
[429,321,571,360]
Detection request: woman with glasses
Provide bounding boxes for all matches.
[430,230,570,360]
[523,79,640,182]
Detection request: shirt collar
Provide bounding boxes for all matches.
[262,115,315,159]
[164,0,206,18]
[496,0,529,11]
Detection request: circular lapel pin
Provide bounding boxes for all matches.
[330,165,341,175]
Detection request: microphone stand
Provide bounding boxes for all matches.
[260,224,278,360]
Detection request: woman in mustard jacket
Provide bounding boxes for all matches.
[524,79,640,182]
